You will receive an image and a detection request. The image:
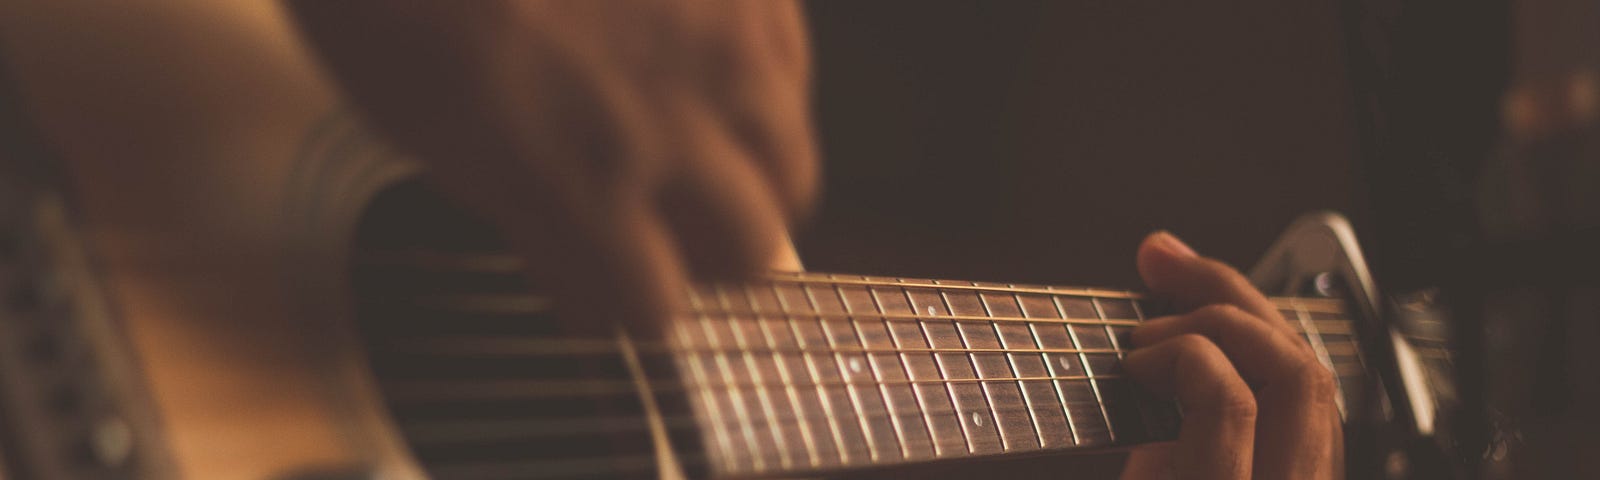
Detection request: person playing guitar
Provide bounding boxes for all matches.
[286,2,1341,479]
[0,1,1342,478]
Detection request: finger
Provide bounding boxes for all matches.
[1131,304,1315,379]
[1123,335,1255,480]
[1119,442,1177,480]
[490,194,688,337]
[707,4,819,221]
[1136,231,1291,335]
[1132,304,1340,479]
[657,103,795,280]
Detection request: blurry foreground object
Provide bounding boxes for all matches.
[1343,0,1600,476]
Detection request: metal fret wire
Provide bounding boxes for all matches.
[1123,295,1155,439]
[740,284,822,468]
[1059,291,1117,444]
[936,282,1009,451]
[804,281,889,463]
[355,252,1362,476]
[685,310,1352,334]
[771,281,856,467]
[832,278,922,460]
[713,286,790,470]
[1291,301,1344,418]
[678,294,743,472]
[690,293,758,472]
[862,276,941,459]
[387,372,1142,404]
[655,279,1353,473]
[832,280,908,460]
[385,338,1348,358]
[357,249,1337,309]
[403,402,1146,447]
[982,284,1049,450]
[898,278,973,456]
[1018,285,1082,446]
[671,282,1365,470]
[1097,296,1134,439]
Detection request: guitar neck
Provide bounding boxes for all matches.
[667,272,1357,476]
[348,183,1364,479]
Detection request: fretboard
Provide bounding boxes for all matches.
[671,272,1359,477]
[347,181,1366,480]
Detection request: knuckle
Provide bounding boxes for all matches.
[1193,304,1251,333]
[1199,257,1246,279]
[1195,303,1248,320]
[1213,384,1260,421]
[1290,359,1340,404]
[1171,333,1218,354]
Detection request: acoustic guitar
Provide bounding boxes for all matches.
[0,3,1410,479]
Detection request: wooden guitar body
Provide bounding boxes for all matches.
[0,3,420,479]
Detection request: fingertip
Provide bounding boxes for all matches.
[1151,231,1198,258]
[1137,230,1197,291]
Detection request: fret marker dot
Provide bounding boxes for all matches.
[1058,356,1073,371]
[926,306,937,316]
[971,411,984,427]
[848,358,864,374]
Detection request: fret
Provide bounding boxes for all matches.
[934,282,1037,452]
[714,286,804,469]
[744,284,834,468]
[1089,297,1146,443]
[1323,341,1358,356]
[1097,298,1172,443]
[380,337,1126,358]
[1130,299,1182,440]
[692,312,1348,341]
[771,283,869,465]
[660,275,1354,475]
[804,282,903,463]
[694,309,1146,326]
[1284,303,1344,418]
[901,283,1004,454]
[875,282,969,457]
[977,288,1072,450]
[1052,292,1116,445]
[687,287,775,472]
[1004,291,1082,448]
[1311,310,1366,416]
[770,274,1144,299]
[672,307,745,472]
[1312,307,1363,408]
[685,373,1123,391]
[835,279,936,460]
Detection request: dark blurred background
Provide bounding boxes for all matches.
[795,2,1362,289]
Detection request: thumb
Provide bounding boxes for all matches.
[1136,231,1281,323]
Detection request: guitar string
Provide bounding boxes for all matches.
[398,405,1130,447]
[387,301,1356,335]
[358,261,1358,473]
[355,252,1345,313]
[379,361,1361,406]
[358,252,1355,474]
[398,291,1347,317]
[375,324,1360,356]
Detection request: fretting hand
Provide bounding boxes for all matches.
[287,0,817,331]
[1119,232,1343,479]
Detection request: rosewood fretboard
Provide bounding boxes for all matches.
[670,274,1357,477]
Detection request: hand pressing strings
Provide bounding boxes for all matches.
[1119,232,1343,480]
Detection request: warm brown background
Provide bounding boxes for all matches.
[796,2,1362,289]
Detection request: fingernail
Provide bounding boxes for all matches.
[1152,230,1197,258]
